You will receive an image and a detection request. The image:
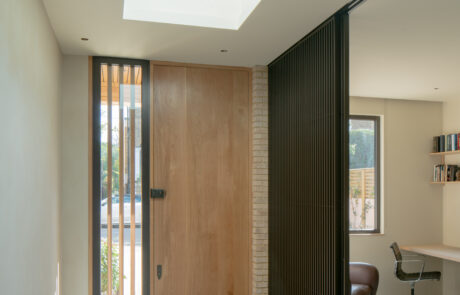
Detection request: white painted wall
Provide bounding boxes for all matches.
[441,100,460,295]
[0,0,62,294]
[350,97,443,295]
[60,56,89,295]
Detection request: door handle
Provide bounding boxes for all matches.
[151,188,166,199]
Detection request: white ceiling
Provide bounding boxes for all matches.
[42,0,347,67]
[43,0,460,102]
[350,0,460,101]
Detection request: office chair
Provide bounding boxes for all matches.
[390,242,441,295]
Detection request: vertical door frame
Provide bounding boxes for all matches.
[333,0,365,290]
[335,9,350,294]
[90,56,150,295]
[89,56,94,295]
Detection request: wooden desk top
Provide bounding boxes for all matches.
[401,244,460,263]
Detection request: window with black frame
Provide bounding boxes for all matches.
[93,57,150,295]
[349,115,381,233]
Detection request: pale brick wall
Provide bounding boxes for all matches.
[252,66,268,295]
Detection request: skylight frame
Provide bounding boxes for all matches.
[123,0,261,30]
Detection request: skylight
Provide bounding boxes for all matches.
[123,0,261,30]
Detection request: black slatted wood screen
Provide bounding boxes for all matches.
[268,11,349,295]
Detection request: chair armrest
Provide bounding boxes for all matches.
[350,262,379,293]
[395,259,425,281]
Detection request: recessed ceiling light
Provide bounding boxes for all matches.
[123,0,261,30]
[81,38,89,41]
[220,49,228,53]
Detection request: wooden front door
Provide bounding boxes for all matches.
[150,64,251,295]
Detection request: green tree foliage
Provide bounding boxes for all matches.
[349,129,374,169]
[101,142,120,200]
[101,239,122,294]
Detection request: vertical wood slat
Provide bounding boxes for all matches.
[119,65,125,295]
[149,62,154,295]
[130,66,136,295]
[107,65,113,295]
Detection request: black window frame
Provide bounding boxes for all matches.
[349,115,381,234]
[92,56,150,295]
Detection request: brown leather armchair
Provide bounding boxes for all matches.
[350,262,379,295]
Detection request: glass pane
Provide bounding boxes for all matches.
[100,64,143,295]
[349,118,377,231]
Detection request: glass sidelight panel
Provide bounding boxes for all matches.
[94,58,149,295]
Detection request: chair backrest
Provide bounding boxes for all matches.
[390,242,404,278]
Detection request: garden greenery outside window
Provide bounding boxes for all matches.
[349,115,381,234]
